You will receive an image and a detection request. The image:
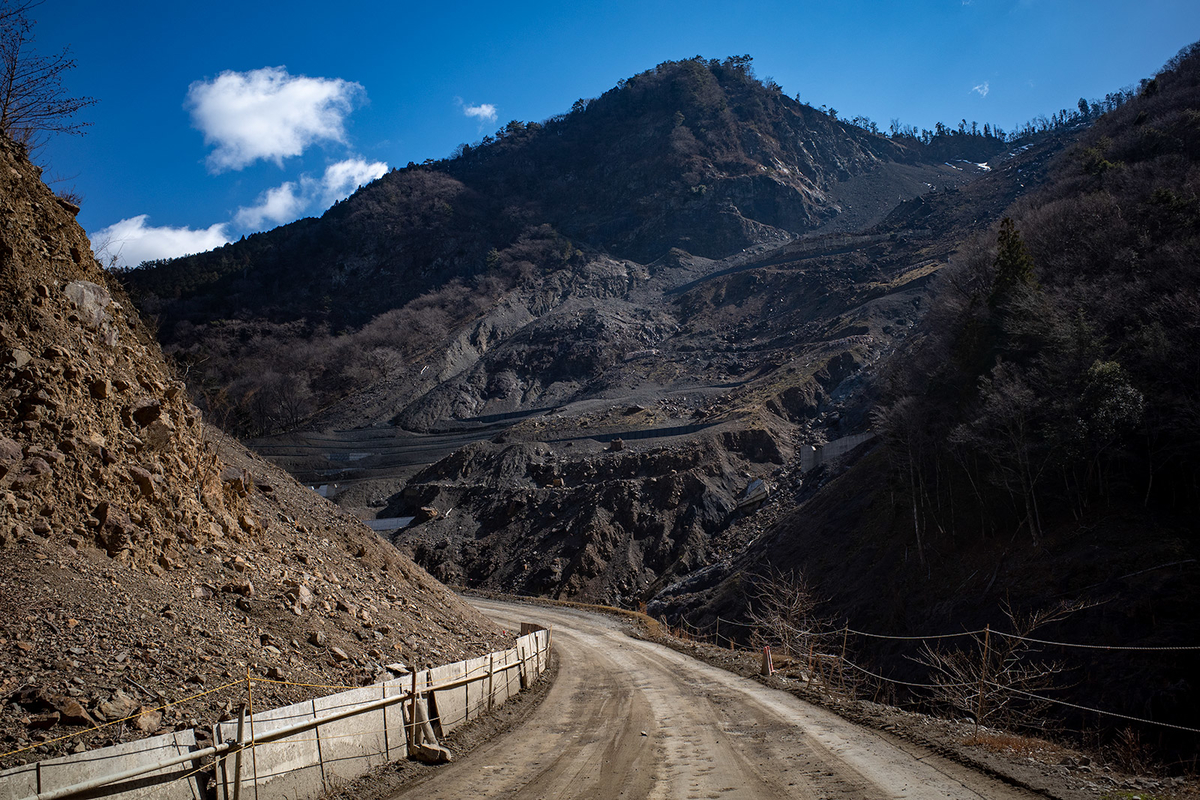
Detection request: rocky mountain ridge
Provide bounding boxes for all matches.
[117,57,1003,444]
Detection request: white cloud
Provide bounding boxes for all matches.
[234,181,306,229]
[233,157,389,231]
[319,157,388,204]
[457,98,498,125]
[90,215,229,268]
[187,66,365,172]
[971,81,990,98]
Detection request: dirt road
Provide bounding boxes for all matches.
[390,600,1042,800]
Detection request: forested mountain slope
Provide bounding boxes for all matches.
[662,43,1200,757]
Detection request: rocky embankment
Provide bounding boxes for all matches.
[0,136,508,770]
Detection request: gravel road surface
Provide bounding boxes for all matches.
[389,599,1042,800]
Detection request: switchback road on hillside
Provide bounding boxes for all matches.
[389,600,1041,800]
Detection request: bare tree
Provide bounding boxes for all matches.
[748,568,841,681]
[915,601,1083,733]
[0,1,95,154]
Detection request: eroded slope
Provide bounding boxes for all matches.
[0,137,506,768]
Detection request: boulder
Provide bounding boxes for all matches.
[94,690,138,721]
[128,466,156,498]
[6,348,30,368]
[129,397,161,426]
[133,706,162,733]
[0,436,21,476]
[142,418,174,449]
[63,280,112,329]
[221,580,255,598]
[44,695,95,727]
[221,467,253,496]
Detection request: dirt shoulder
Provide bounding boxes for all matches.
[642,630,1195,800]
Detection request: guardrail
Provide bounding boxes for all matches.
[0,627,551,800]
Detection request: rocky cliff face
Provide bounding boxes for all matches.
[0,136,506,769]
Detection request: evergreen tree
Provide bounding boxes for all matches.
[989,217,1037,306]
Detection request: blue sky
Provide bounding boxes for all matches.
[33,0,1200,267]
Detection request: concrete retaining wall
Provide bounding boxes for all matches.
[800,431,876,472]
[210,631,549,799]
[312,685,391,787]
[463,655,490,723]
[427,661,468,737]
[215,697,322,800]
[0,626,551,800]
[0,730,201,800]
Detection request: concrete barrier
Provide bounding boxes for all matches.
[0,730,201,800]
[800,431,876,472]
[382,671,427,762]
[1,628,551,800]
[516,633,537,688]
[215,698,321,800]
[427,661,468,737]
[500,647,522,700]
[463,656,491,722]
[488,651,511,708]
[313,686,389,786]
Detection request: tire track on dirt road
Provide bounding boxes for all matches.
[388,601,1043,800]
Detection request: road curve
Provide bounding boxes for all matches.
[390,600,1040,800]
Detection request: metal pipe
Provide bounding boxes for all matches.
[27,741,233,800]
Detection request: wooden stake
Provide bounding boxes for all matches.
[488,652,495,711]
[409,669,419,755]
[839,626,849,695]
[977,624,990,736]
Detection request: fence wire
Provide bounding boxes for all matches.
[989,683,1200,735]
[661,613,1200,737]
